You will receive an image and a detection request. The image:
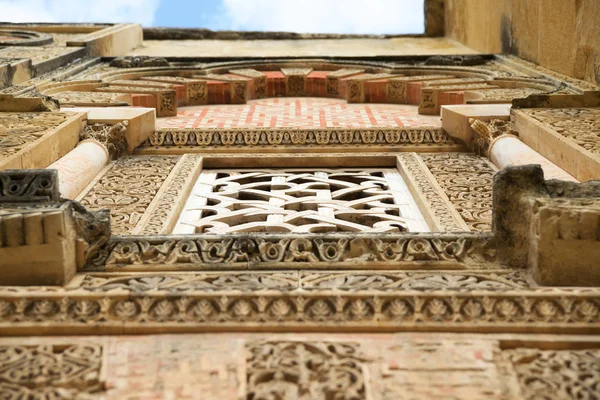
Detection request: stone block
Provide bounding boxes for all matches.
[64,107,156,152]
[441,104,511,147]
[530,198,600,286]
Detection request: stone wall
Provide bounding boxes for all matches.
[445,0,600,86]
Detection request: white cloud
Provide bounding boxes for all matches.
[0,0,159,26]
[221,0,425,34]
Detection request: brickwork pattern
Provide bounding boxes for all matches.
[156,97,442,129]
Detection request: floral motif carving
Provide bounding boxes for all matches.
[0,290,598,333]
[0,169,59,203]
[523,108,600,155]
[396,153,467,232]
[420,153,495,231]
[92,234,489,269]
[79,155,180,235]
[246,341,370,400]
[506,349,600,400]
[137,154,203,235]
[0,112,68,159]
[0,344,104,398]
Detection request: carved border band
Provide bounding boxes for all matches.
[0,288,599,334]
[134,154,203,235]
[396,153,469,232]
[86,233,496,271]
[147,127,455,149]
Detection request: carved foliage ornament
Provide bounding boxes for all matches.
[79,121,128,159]
[92,234,485,268]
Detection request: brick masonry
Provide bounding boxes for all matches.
[156,97,442,130]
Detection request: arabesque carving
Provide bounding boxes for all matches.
[506,349,600,400]
[93,233,491,269]
[79,155,179,235]
[420,153,495,231]
[0,112,68,159]
[522,108,600,155]
[246,340,369,400]
[0,344,104,398]
[109,56,170,68]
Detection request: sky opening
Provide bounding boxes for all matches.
[0,0,425,34]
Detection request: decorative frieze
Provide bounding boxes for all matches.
[0,112,68,160]
[0,286,599,334]
[79,155,180,235]
[89,233,495,271]
[75,270,531,293]
[0,344,104,399]
[109,56,169,68]
[420,153,495,232]
[147,127,453,149]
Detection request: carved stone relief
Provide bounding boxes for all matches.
[420,153,495,231]
[246,340,370,400]
[0,112,68,159]
[79,155,180,235]
[0,344,104,398]
[79,122,128,159]
[396,153,469,232]
[506,349,600,400]
[147,127,454,149]
[522,108,600,155]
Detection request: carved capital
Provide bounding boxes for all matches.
[79,122,128,159]
[469,118,516,156]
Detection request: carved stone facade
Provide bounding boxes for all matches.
[1,14,600,400]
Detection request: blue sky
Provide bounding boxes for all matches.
[0,0,425,34]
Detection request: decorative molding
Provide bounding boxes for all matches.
[0,344,104,399]
[1,286,599,334]
[88,233,496,271]
[135,154,203,235]
[147,127,454,149]
[79,155,180,235]
[396,153,469,232]
[75,270,531,293]
[79,122,128,159]
[420,153,495,232]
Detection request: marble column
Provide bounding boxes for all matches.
[489,135,578,182]
[48,139,109,199]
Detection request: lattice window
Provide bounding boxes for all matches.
[173,168,429,234]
